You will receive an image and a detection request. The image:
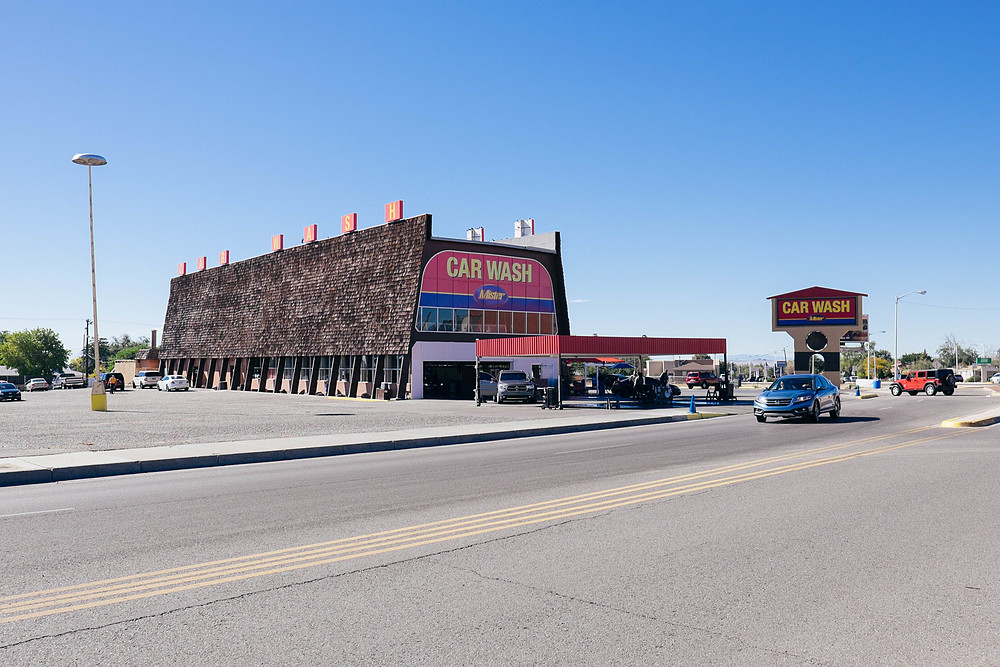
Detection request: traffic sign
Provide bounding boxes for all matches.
[977,357,992,364]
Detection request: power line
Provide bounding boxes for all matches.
[908,301,1000,312]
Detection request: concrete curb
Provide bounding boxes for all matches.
[941,414,1000,428]
[0,411,728,488]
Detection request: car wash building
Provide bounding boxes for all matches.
[158,210,571,399]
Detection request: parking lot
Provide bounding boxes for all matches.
[2,387,726,458]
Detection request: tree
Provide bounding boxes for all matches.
[107,333,149,358]
[114,344,149,361]
[936,336,978,368]
[900,350,934,370]
[80,337,113,375]
[859,356,893,379]
[0,328,69,378]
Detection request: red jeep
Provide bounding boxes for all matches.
[890,368,957,396]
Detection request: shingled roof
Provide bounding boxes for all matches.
[160,215,429,359]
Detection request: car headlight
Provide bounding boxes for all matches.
[498,383,508,390]
[795,394,813,403]
[754,394,765,404]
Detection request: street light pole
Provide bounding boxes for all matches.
[867,330,886,380]
[72,153,108,411]
[893,290,926,381]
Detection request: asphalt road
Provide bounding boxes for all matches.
[2,390,999,664]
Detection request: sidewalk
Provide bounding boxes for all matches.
[0,404,731,487]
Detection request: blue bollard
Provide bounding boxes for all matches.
[689,395,696,413]
[855,386,860,396]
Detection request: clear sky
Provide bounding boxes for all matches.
[3,2,998,363]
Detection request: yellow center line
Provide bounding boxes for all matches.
[1,425,962,624]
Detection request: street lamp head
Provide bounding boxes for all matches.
[916,290,927,295]
[72,153,107,167]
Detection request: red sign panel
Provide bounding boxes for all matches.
[197,256,207,271]
[419,250,554,313]
[219,250,230,266]
[177,262,187,276]
[304,224,318,243]
[271,234,284,252]
[776,297,857,326]
[385,200,403,223]
[342,213,357,234]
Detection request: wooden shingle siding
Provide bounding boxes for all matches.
[160,216,429,359]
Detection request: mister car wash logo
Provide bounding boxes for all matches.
[473,285,509,307]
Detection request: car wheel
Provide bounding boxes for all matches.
[829,398,841,419]
[809,402,820,423]
[924,384,936,396]
[756,415,766,423]
[184,387,189,391]
[890,385,902,396]
[943,388,954,396]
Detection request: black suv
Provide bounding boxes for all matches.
[100,372,127,390]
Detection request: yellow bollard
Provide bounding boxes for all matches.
[91,381,107,411]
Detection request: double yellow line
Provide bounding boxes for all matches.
[0,425,965,624]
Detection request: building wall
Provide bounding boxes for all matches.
[158,213,571,399]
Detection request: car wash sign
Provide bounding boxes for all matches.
[775,293,858,326]
[419,250,555,312]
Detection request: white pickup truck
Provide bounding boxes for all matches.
[59,372,87,389]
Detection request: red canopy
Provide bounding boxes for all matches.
[475,335,726,358]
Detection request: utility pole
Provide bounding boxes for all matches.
[84,319,92,379]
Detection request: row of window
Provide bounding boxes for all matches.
[254,355,406,384]
[417,308,557,335]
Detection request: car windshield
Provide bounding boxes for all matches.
[499,371,528,382]
[0,383,14,389]
[769,377,814,392]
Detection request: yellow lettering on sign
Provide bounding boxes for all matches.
[446,257,458,278]
[482,259,536,283]
[471,259,482,279]
[457,258,470,279]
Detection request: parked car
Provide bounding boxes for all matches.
[0,382,22,401]
[132,370,163,389]
[685,371,719,389]
[991,373,1000,384]
[478,372,498,399]
[25,378,49,392]
[495,370,535,403]
[100,372,127,391]
[954,374,964,383]
[889,368,956,397]
[157,374,190,392]
[753,373,841,423]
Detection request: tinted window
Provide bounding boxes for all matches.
[499,371,528,382]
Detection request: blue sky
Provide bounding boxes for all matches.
[2,2,998,362]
